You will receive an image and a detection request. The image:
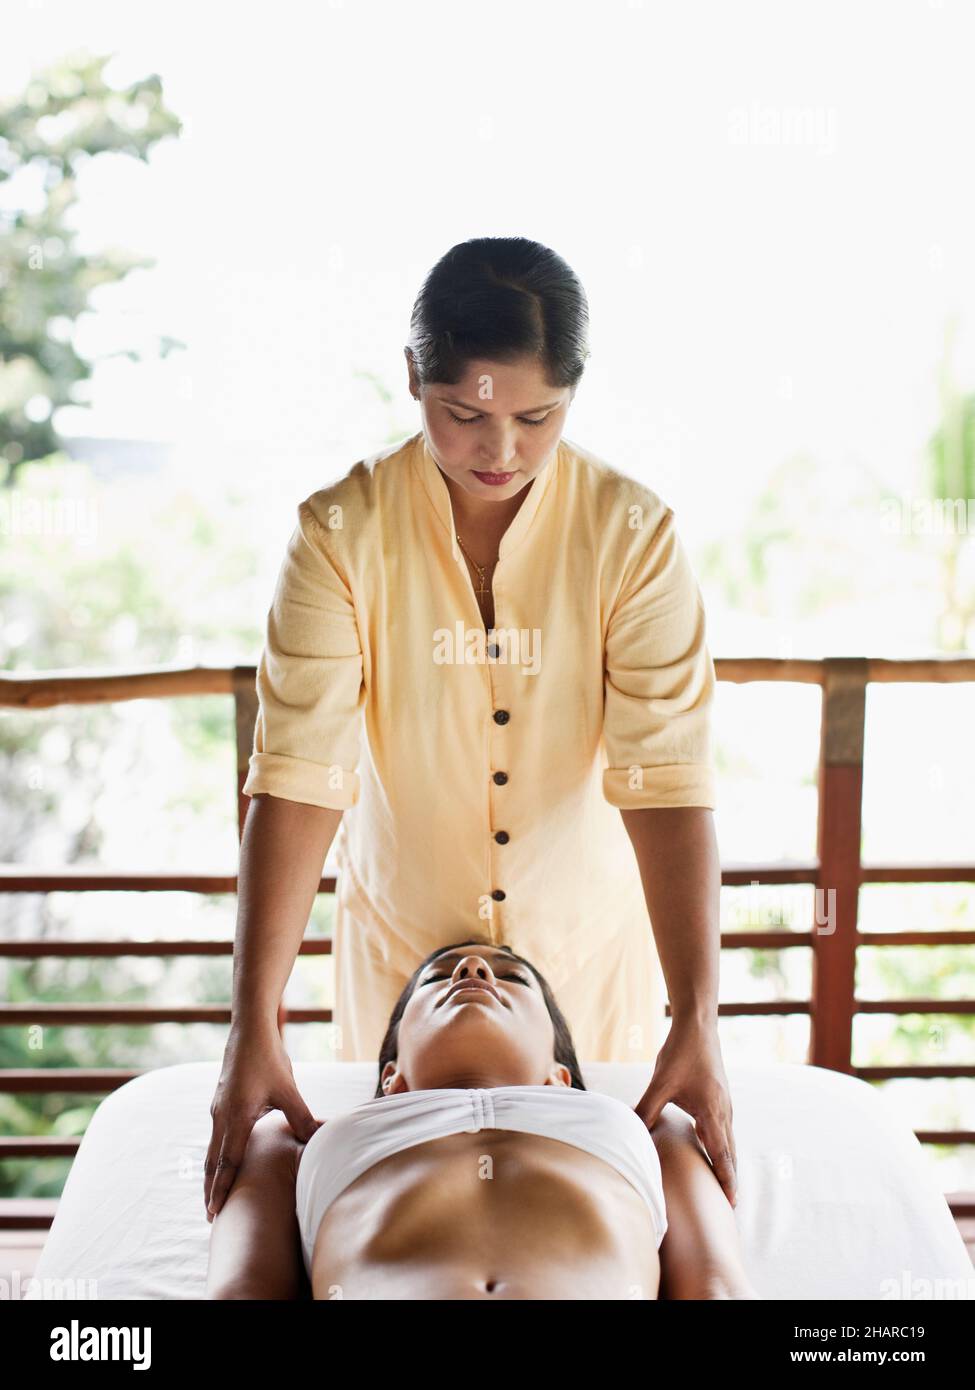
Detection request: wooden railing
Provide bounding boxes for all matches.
[1,657,973,1223]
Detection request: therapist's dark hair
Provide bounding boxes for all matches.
[405,236,591,390]
[373,938,587,1097]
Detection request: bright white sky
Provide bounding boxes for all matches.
[4,1,972,773]
[4,0,975,648]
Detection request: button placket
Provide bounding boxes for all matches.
[488,653,511,919]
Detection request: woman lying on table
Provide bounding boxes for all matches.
[206,940,759,1301]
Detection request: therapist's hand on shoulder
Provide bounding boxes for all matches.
[205,1017,323,1221]
[633,1016,738,1208]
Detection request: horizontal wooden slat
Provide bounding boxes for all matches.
[855,1065,975,1079]
[1,658,972,717]
[665,1000,813,1016]
[854,999,975,1015]
[5,934,962,961]
[3,1052,959,1092]
[0,865,835,892]
[858,930,975,946]
[0,937,332,957]
[860,863,975,883]
[0,1137,80,1157]
[713,657,975,684]
[915,1133,975,1146]
[712,658,827,683]
[721,862,819,884]
[2,995,967,1026]
[0,868,338,893]
[1,1005,234,1024]
[0,665,239,709]
[0,933,814,957]
[861,657,975,683]
[10,998,960,1025]
[0,1068,142,1093]
[720,931,814,949]
[0,1199,58,1230]
[0,1005,332,1025]
[7,930,967,954]
[1,864,971,894]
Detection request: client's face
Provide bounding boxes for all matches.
[380,946,571,1095]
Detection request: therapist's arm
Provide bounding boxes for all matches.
[204,793,343,1220]
[232,792,343,1031]
[620,805,738,1207]
[621,805,721,1025]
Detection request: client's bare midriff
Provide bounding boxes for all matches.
[308,1128,661,1300]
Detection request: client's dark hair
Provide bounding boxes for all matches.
[374,938,586,1097]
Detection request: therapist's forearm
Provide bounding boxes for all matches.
[232,793,344,1029]
[620,806,721,1027]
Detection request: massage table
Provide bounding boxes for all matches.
[22,1060,973,1300]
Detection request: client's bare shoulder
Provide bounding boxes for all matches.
[246,1111,317,1185]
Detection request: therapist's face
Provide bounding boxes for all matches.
[406,352,574,504]
[380,946,571,1093]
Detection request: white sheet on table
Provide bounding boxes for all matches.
[22,1060,973,1300]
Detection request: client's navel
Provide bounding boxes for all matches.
[480,1276,502,1295]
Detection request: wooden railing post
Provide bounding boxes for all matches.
[810,657,868,1071]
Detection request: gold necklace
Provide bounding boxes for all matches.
[455,533,495,598]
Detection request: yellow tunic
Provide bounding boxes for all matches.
[242,430,717,1062]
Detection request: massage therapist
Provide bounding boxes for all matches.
[205,236,736,1220]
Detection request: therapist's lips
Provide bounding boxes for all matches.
[471,469,516,486]
[443,979,503,1006]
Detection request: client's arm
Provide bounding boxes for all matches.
[652,1106,759,1300]
[206,1111,310,1299]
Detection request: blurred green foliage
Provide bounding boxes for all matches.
[0,51,183,485]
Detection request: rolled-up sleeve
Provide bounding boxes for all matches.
[602,506,717,810]
[241,500,364,810]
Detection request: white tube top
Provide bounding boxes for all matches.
[295,1085,668,1274]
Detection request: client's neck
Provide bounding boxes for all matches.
[397,1067,551,1091]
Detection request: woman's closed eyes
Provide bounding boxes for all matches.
[448,411,550,428]
[422,971,532,987]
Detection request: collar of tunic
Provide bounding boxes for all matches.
[410,430,561,567]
